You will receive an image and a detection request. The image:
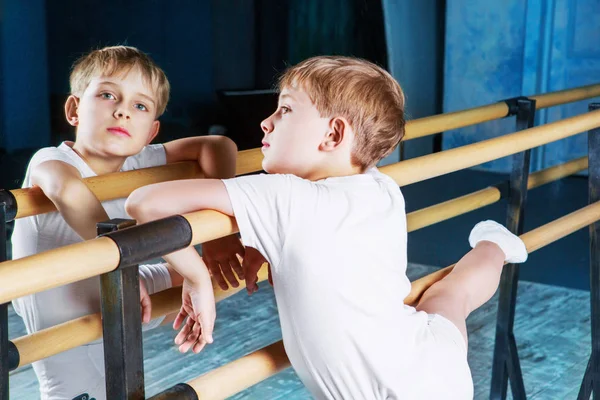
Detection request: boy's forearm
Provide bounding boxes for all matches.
[197,136,237,179]
[49,180,109,240]
[162,247,210,286]
[164,136,237,179]
[166,264,185,287]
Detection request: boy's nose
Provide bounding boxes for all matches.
[260,117,274,134]
[114,108,131,120]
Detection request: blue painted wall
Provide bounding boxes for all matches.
[0,0,51,151]
[443,0,600,173]
[382,0,444,163]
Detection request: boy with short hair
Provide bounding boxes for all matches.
[11,45,244,400]
[127,56,527,399]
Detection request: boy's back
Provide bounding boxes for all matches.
[224,169,472,399]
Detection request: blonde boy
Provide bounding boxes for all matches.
[126,56,527,399]
[11,46,244,400]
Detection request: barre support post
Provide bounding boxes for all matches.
[577,102,600,399]
[0,189,16,400]
[490,97,536,400]
[98,218,145,400]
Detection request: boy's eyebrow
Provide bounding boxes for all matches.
[135,92,156,106]
[97,81,156,106]
[279,93,295,102]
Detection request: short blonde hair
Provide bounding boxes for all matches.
[69,46,170,117]
[279,56,405,170]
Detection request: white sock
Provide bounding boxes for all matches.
[468,220,528,263]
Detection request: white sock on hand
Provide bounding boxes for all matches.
[468,220,528,263]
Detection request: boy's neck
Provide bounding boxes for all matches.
[305,163,363,181]
[68,141,127,175]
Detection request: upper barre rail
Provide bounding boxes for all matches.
[381,109,600,186]
[0,109,598,305]
[9,148,262,220]
[4,83,600,221]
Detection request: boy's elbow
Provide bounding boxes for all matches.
[125,189,155,222]
[42,178,81,205]
[214,135,238,156]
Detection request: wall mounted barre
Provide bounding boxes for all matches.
[0,111,598,305]
[6,154,587,369]
[4,83,600,221]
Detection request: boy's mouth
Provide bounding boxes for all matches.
[107,127,131,137]
[261,141,270,149]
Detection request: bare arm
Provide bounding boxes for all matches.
[163,135,237,180]
[31,160,109,240]
[126,179,234,282]
[126,179,236,352]
[164,136,245,288]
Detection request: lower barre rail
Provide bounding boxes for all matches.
[9,268,270,370]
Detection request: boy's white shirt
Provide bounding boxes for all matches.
[223,169,473,399]
[11,142,171,400]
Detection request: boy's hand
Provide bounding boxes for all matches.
[202,234,245,290]
[173,279,216,354]
[139,278,152,324]
[242,247,272,295]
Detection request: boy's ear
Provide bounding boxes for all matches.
[65,95,80,126]
[321,117,348,152]
[146,120,160,144]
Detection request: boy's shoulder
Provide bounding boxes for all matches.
[121,143,166,172]
[28,143,78,170]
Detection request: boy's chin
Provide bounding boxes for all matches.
[262,162,289,176]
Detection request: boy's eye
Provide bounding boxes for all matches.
[281,106,291,114]
[100,93,116,100]
[134,103,148,111]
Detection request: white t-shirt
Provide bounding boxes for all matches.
[224,169,472,400]
[11,142,171,400]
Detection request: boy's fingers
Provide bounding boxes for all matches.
[242,262,258,294]
[235,241,246,258]
[179,319,203,353]
[173,307,189,331]
[192,339,207,354]
[199,312,214,344]
[230,257,244,280]
[175,317,196,346]
[221,261,240,288]
[207,259,228,290]
[140,296,151,323]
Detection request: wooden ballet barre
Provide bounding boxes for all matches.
[404,83,600,140]
[9,148,263,220]
[0,211,238,304]
[10,156,586,367]
[407,156,588,232]
[530,83,600,109]
[1,111,597,305]
[6,84,599,220]
[2,155,592,375]
[150,199,600,400]
[9,266,270,370]
[381,109,600,187]
[404,103,509,140]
